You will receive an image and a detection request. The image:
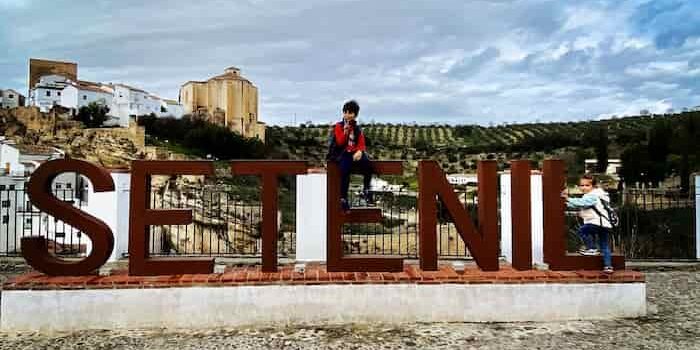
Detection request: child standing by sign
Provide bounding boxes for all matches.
[562,174,614,274]
[326,100,373,211]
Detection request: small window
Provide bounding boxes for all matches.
[0,185,5,190]
[66,183,72,189]
[8,94,14,98]
[1,200,10,208]
[9,185,15,190]
[55,184,62,189]
[25,218,32,225]
[46,91,51,97]
[83,95,87,100]
[57,91,61,96]
[2,216,8,224]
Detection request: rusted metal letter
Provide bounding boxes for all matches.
[327,161,404,272]
[510,160,532,270]
[230,160,308,272]
[23,159,115,275]
[129,160,215,276]
[418,160,499,271]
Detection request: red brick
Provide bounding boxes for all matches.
[367,272,383,281]
[404,265,422,280]
[438,265,460,279]
[318,270,330,281]
[381,273,396,281]
[576,270,602,281]
[355,272,369,281]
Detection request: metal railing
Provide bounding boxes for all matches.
[148,180,297,258]
[342,186,479,258]
[0,187,87,257]
[566,188,696,259]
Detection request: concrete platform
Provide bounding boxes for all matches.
[1,264,646,332]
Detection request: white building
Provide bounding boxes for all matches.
[584,159,622,178]
[446,174,478,186]
[160,99,185,118]
[30,74,79,112]
[0,138,26,177]
[110,84,180,127]
[0,89,25,109]
[77,81,114,108]
[370,178,403,192]
[30,74,184,127]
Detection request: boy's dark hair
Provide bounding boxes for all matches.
[342,100,360,116]
[581,174,597,185]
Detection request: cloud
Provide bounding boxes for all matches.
[0,0,698,125]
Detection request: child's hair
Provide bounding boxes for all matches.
[580,174,597,185]
[343,100,360,116]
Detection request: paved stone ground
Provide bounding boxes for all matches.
[1,261,699,349]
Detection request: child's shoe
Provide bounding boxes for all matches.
[578,248,600,256]
[360,190,375,206]
[603,266,614,274]
[340,198,350,212]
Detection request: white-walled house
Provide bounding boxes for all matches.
[0,139,26,177]
[30,74,79,112]
[0,89,25,109]
[30,72,185,127]
[109,84,172,127]
[77,81,114,108]
[584,159,622,178]
[160,99,185,118]
[446,174,478,186]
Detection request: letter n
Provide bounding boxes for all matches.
[418,160,498,271]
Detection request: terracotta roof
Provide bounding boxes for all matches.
[78,81,113,94]
[111,83,148,94]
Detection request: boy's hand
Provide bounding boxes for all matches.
[353,150,363,161]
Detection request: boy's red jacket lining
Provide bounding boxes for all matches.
[334,122,366,153]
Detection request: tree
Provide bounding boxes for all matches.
[75,102,111,128]
[593,125,609,173]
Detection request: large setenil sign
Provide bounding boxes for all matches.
[22,159,624,276]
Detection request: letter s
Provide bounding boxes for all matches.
[23,159,115,275]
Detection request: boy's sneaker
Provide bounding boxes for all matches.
[603,266,614,274]
[578,248,600,256]
[340,198,350,212]
[360,190,375,206]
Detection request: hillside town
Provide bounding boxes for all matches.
[2,58,265,138]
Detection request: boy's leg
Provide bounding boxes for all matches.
[356,153,373,192]
[597,226,613,268]
[578,224,596,250]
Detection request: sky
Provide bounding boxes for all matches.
[1,0,699,126]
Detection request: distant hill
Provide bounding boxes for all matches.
[265,112,699,187]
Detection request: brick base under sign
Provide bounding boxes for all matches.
[3,263,644,290]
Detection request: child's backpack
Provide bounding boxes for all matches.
[592,198,620,228]
[326,124,344,162]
